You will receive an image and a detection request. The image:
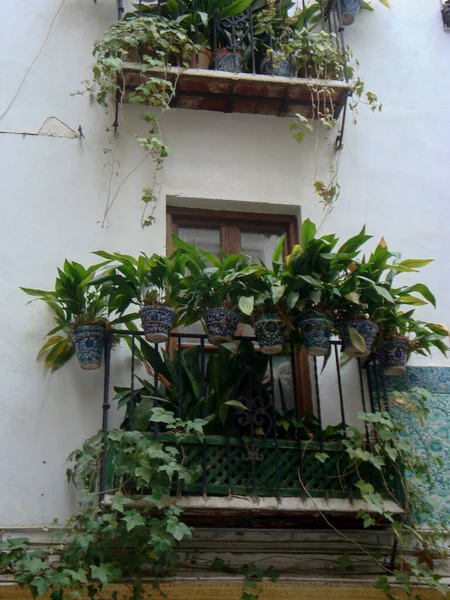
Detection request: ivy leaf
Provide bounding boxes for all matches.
[31,576,50,596]
[338,553,353,569]
[149,407,176,425]
[166,520,192,541]
[122,512,145,532]
[315,452,329,463]
[90,564,121,586]
[111,494,134,513]
[6,538,29,551]
[385,446,398,462]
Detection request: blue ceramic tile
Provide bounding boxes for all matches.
[427,367,450,394]
[392,391,450,524]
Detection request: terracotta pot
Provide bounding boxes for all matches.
[190,46,212,69]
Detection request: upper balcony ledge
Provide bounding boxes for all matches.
[121,63,352,118]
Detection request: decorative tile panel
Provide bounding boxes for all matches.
[383,367,450,523]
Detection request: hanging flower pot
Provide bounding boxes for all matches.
[202,308,240,345]
[211,49,244,73]
[299,314,333,357]
[190,45,212,69]
[260,51,292,77]
[254,313,284,355]
[341,319,379,358]
[381,338,410,376]
[139,305,176,343]
[72,325,105,370]
[339,0,363,25]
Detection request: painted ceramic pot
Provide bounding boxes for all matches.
[339,0,363,25]
[139,305,176,343]
[211,50,244,73]
[72,325,105,370]
[299,315,332,357]
[254,313,284,355]
[341,319,379,358]
[202,308,240,345]
[260,52,291,77]
[381,338,409,376]
[190,45,212,69]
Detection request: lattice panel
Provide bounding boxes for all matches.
[106,434,389,500]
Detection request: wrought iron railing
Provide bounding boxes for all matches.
[100,330,403,503]
[119,0,348,79]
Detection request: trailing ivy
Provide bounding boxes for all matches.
[90,16,197,227]
[0,408,206,600]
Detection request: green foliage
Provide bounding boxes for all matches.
[21,260,129,370]
[91,16,197,226]
[92,250,186,309]
[169,234,268,321]
[0,408,204,600]
[114,338,273,432]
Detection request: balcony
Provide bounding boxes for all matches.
[118,0,352,119]
[122,65,351,118]
[101,331,403,527]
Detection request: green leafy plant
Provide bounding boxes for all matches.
[169,234,267,323]
[0,407,205,598]
[20,260,128,370]
[91,16,197,227]
[92,250,186,313]
[115,337,273,431]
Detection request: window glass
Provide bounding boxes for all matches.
[240,231,282,265]
[178,227,221,258]
[177,227,221,342]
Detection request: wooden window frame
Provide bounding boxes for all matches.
[166,205,312,415]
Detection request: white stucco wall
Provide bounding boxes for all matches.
[0,0,449,525]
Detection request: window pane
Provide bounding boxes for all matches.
[177,227,221,343]
[178,227,221,258]
[240,231,283,265]
[240,231,283,338]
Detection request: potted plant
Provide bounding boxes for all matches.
[284,28,345,80]
[282,220,372,357]
[21,260,125,371]
[237,237,289,355]
[375,258,448,375]
[171,235,260,345]
[339,0,390,26]
[93,251,185,343]
[335,239,409,359]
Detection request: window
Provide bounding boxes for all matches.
[167,206,312,415]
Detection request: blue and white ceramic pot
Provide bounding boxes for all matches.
[202,308,240,345]
[339,0,363,25]
[211,50,244,73]
[381,338,409,376]
[254,313,284,355]
[260,51,291,77]
[139,305,176,343]
[72,325,105,370]
[341,319,379,358]
[299,315,332,357]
